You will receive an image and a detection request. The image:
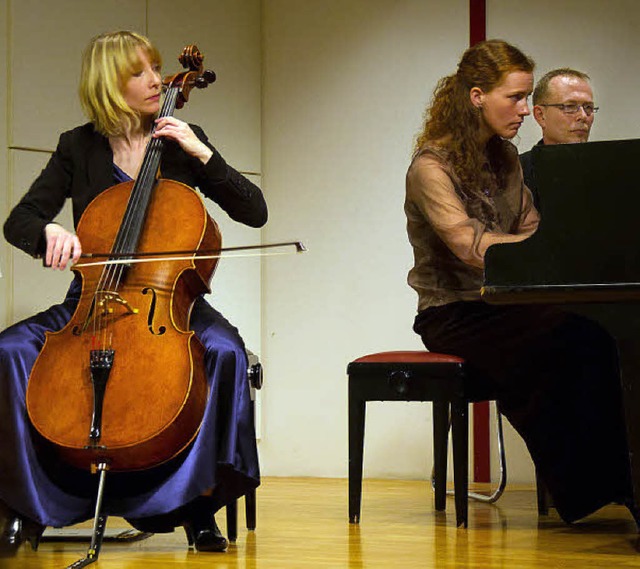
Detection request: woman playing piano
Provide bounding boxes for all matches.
[405,39,633,523]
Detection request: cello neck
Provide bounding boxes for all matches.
[111,87,181,260]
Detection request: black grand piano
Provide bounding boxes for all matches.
[482,139,640,519]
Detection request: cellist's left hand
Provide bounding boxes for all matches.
[153,117,213,165]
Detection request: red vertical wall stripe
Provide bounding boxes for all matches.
[470,0,486,47]
[469,0,491,484]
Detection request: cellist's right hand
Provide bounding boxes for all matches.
[44,223,82,270]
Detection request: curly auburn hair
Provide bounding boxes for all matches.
[415,39,534,228]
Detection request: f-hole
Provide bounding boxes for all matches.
[142,287,166,335]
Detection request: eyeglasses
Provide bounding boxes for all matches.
[538,103,599,116]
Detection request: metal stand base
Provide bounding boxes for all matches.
[431,403,507,504]
[43,527,152,543]
[66,462,109,569]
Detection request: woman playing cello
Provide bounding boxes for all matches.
[0,30,265,554]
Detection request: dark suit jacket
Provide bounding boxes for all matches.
[4,123,267,257]
[519,139,544,209]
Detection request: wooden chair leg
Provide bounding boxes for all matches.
[245,488,257,530]
[226,500,238,542]
[349,389,366,523]
[433,401,449,511]
[225,482,257,542]
[451,399,469,528]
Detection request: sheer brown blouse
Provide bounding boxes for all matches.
[405,141,539,311]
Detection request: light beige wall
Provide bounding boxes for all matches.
[260,0,468,479]
[488,0,640,150]
[148,0,261,173]
[11,0,146,152]
[260,0,640,484]
[148,0,263,352]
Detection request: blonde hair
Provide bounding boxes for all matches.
[79,31,162,137]
[415,40,534,228]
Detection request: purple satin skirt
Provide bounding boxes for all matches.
[0,277,259,528]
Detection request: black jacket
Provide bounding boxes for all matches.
[519,138,544,209]
[4,122,267,257]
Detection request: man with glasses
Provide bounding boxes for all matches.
[520,68,598,206]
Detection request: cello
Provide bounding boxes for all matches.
[25,45,218,567]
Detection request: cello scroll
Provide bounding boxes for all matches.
[163,44,216,109]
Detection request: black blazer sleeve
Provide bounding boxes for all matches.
[162,124,268,228]
[4,130,75,257]
[5,123,268,259]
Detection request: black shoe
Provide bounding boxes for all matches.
[182,497,227,552]
[0,512,45,555]
[183,517,227,552]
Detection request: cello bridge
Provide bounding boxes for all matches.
[98,291,139,315]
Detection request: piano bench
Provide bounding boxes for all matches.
[347,350,506,528]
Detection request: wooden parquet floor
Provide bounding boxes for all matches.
[3,477,640,568]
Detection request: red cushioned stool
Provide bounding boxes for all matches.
[347,350,504,528]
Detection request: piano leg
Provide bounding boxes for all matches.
[614,337,640,530]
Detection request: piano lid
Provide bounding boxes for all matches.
[483,138,640,299]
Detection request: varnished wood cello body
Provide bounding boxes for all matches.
[26,46,219,472]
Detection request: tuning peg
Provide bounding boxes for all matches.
[195,70,216,89]
[203,70,216,84]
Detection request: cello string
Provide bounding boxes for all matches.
[109,88,174,290]
[101,88,176,309]
[116,86,176,267]
[90,86,179,350]
[110,87,173,266]
[82,92,158,340]
[106,95,167,290]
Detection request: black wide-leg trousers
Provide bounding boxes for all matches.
[414,301,632,523]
